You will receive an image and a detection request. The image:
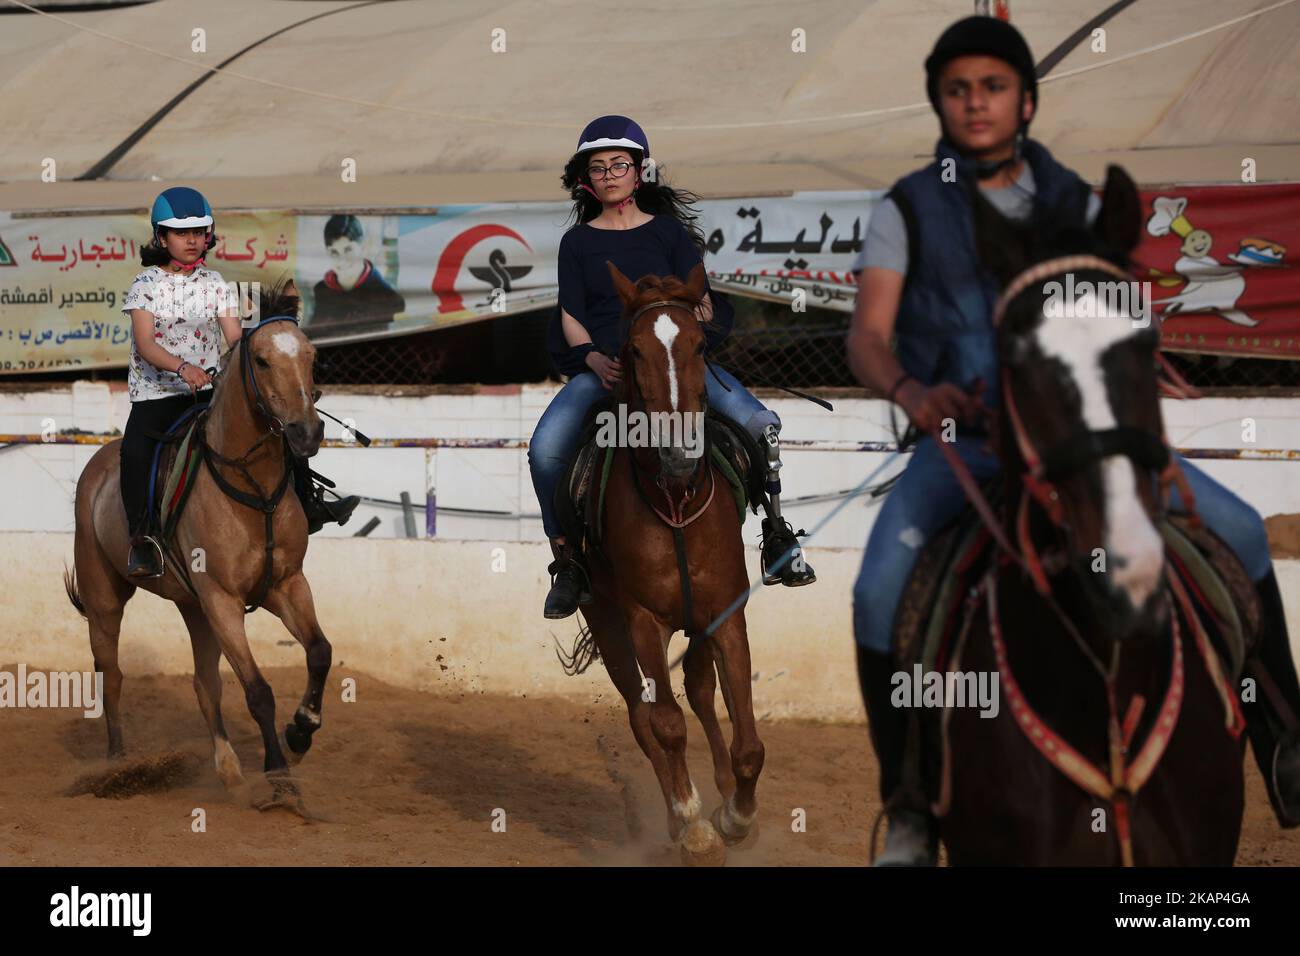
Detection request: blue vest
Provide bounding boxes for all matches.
[889,137,1091,409]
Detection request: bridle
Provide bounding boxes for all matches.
[937,254,1194,597]
[622,297,716,529]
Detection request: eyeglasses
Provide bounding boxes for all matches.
[587,161,635,181]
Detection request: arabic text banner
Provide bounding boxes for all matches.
[2,183,1298,375]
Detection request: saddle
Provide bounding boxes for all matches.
[143,405,207,553]
[892,497,1258,684]
[553,398,766,555]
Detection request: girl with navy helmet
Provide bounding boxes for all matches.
[530,114,816,620]
[845,15,1300,864]
[119,187,357,577]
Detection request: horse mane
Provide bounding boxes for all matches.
[213,277,304,397]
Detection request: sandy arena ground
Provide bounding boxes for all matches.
[1,663,1298,867]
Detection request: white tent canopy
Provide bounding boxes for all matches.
[2,0,1297,213]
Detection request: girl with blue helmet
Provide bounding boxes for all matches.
[119,187,357,577]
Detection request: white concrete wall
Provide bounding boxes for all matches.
[3,383,1299,549]
[6,532,1299,724]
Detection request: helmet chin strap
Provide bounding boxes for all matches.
[169,257,205,273]
[579,171,640,210]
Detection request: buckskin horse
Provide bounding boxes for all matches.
[897,167,1250,865]
[64,281,331,810]
[564,263,765,865]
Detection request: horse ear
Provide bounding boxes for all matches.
[1092,164,1142,258]
[972,182,1030,288]
[684,263,708,303]
[606,260,638,306]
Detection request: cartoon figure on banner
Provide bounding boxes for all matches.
[1146,195,1287,329]
[308,215,405,334]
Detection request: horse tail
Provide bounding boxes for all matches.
[555,619,600,676]
[63,565,86,618]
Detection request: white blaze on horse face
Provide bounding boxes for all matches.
[653,313,680,411]
[1033,289,1163,611]
[270,330,300,357]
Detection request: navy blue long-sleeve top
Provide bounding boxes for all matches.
[548,215,734,377]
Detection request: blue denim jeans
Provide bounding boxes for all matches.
[851,434,1272,654]
[529,365,779,538]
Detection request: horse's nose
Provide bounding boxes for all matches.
[285,420,322,457]
[659,445,693,478]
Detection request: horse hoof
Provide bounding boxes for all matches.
[253,771,307,816]
[711,803,756,846]
[679,820,726,867]
[281,724,312,764]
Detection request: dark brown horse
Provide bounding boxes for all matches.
[569,262,764,865]
[919,167,1248,864]
[64,282,331,810]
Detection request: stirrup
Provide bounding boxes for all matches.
[126,534,165,579]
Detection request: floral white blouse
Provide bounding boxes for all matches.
[121,266,236,402]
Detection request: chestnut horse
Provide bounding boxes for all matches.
[572,262,764,865]
[64,283,331,810]
[919,167,1247,864]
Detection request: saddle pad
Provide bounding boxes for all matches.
[894,508,1250,683]
[159,420,203,542]
[1160,517,1247,682]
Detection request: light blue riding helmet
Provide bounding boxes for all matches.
[150,186,214,244]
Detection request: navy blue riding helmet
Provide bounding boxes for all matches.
[573,115,650,204]
[574,114,649,162]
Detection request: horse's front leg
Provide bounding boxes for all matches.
[709,609,764,844]
[627,603,725,864]
[202,590,299,809]
[263,572,332,763]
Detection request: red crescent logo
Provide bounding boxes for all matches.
[433,224,532,314]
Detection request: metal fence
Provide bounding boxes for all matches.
[5,302,1300,392]
[314,300,1300,393]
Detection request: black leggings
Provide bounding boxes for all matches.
[120,391,316,536]
[120,392,212,535]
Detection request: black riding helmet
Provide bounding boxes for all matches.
[925,16,1038,177]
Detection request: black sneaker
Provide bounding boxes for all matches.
[760,517,816,586]
[544,555,591,619]
[126,535,164,578]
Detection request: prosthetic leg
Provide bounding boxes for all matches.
[758,422,816,586]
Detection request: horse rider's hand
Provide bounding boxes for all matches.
[586,352,623,390]
[899,380,980,435]
[179,363,212,392]
[694,293,714,324]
